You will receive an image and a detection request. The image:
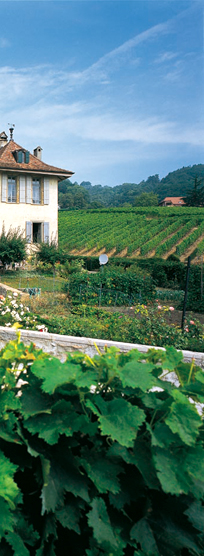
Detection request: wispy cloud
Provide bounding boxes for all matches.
[0,38,10,48]
[154,51,178,64]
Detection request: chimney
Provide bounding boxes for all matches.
[0,131,8,148]
[33,146,43,160]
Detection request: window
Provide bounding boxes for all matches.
[14,150,30,164]
[8,177,16,203]
[32,179,40,204]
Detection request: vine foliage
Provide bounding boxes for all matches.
[0,336,204,555]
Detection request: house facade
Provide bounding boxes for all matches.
[0,130,73,243]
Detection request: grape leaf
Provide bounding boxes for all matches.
[88,497,118,549]
[31,358,81,394]
[0,498,14,539]
[131,517,159,555]
[165,390,202,446]
[86,397,145,447]
[82,456,122,494]
[119,360,159,392]
[0,452,19,508]
[56,503,81,534]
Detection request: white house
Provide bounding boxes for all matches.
[0,129,73,244]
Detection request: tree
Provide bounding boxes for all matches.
[36,239,66,274]
[184,176,204,206]
[134,192,158,207]
[0,227,27,270]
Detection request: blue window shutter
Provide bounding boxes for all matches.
[18,151,23,163]
[25,151,30,163]
[26,221,32,243]
[44,178,49,204]
[44,222,49,243]
[1,175,7,202]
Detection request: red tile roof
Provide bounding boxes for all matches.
[0,139,74,180]
[159,197,185,205]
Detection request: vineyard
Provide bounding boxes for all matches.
[59,207,204,262]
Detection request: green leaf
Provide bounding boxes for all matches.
[0,452,19,508]
[153,448,189,495]
[165,390,202,446]
[31,358,81,394]
[0,498,14,539]
[133,439,160,489]
[82,456,122,494]
[25,399,95,445]
[184,501,204,532]
[147,422,178,448]
[56,502,81,534]
[88,497,118,549]
[86,397,145,447]
[6,531,30,556]
[119,360,159,392]
[161,346,183,371]
[21,388,52,418]
[131,518,159,555]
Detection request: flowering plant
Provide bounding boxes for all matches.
[0,293,47,332]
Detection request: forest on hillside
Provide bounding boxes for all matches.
[58,164,204,209]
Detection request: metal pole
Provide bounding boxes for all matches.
[181,256,191,331]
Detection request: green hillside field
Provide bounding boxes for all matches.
[58,207,204,262]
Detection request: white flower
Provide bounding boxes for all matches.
[8,295,12,299]
[13,293,18,297]
[5,323,11,327]
[20,311,24,316]
[26,307,30,311]
[20,304,23,308]
[1,311,5,315]
[10,300,15,305]
[5,308,10,312]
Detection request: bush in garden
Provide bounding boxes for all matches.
[65,266,156,305]
[0,338,204,555]
[0,226,27,270]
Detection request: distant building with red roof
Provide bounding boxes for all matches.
[159,196,185,207]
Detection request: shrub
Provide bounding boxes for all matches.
[65,267,156,306]
[0,226,26,269]
[0,338,204,554]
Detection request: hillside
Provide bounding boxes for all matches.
[58,164,204,208]
[58,206,204,263]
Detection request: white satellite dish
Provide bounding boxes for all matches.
[99,254,108,265]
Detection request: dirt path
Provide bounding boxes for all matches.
[180,233,204,262]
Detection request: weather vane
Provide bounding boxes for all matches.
[8,123,15,140]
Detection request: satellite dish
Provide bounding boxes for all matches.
[99,254,108,265]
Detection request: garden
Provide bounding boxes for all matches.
[1,237,204,555]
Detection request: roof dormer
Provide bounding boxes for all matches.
[13,149,30,164]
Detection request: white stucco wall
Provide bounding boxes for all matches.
[0,173,58,241]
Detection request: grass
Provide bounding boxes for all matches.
[0,271,66,293]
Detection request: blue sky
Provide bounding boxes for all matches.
[0,0,203,186]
